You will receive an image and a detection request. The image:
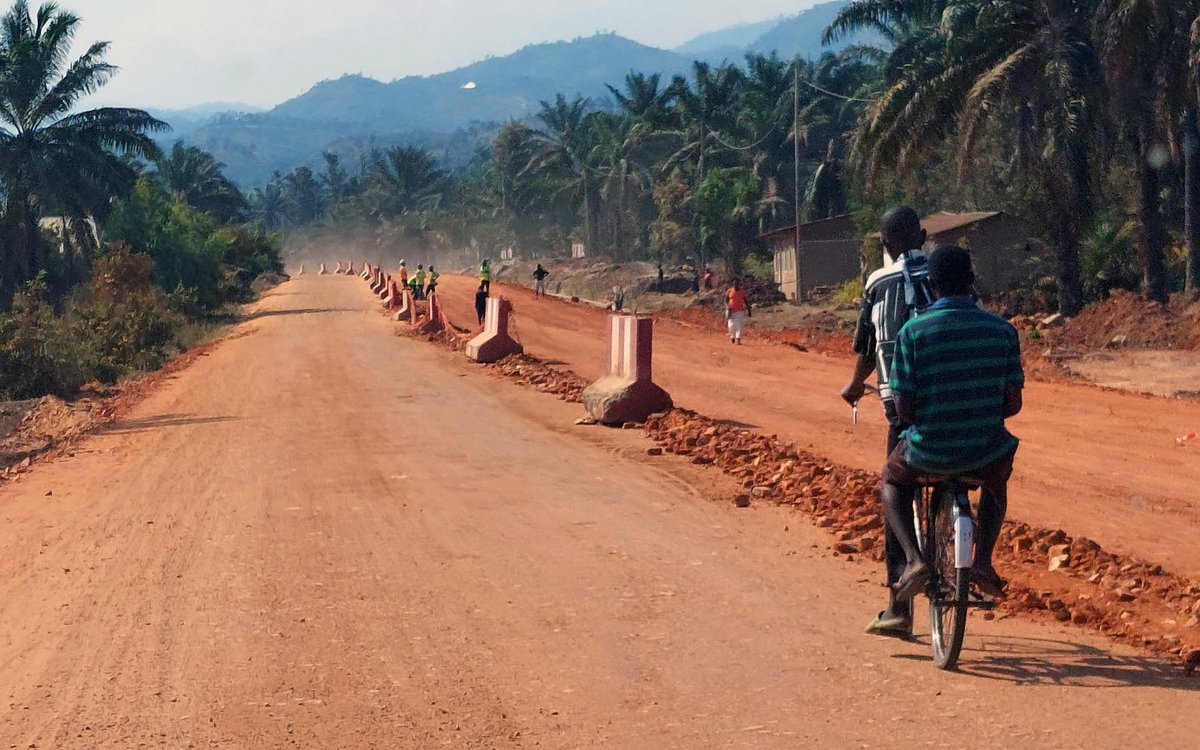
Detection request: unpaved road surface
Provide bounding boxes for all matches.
[1,276,1197,748]
[437,274,1200,579]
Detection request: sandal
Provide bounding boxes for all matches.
[865,611,912,640]
[892,562,930,603]
[971,564,1007,599]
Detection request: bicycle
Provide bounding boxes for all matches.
[911,474,996,670]
[850,389,997,671]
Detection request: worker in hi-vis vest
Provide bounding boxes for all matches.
[479,258,492,294]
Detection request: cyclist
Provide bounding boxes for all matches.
[883,246,1023,603]
[841,206,933,639]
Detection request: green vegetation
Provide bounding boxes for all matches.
[271,0,1200,318]
[0,1,282,400]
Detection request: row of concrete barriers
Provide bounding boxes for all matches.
[344,261,673,425]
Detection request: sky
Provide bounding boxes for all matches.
[63,0,820,111]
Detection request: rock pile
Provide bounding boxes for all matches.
[641,408,1200,666]
[491,355,586,404]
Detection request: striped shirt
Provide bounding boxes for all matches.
[853,250,932,401]
[890,296,1023,473]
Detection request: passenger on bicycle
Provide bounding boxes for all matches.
[841,206,933,639]
[883,246,1024,602]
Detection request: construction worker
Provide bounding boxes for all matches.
[480,258,492,293]
[413,264,426,300]
[398,260,409,292]
[426,265,440,296]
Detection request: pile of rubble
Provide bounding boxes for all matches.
[641,408,1200,668]
[490,355,586,403]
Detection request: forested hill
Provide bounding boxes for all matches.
[176,3,865,187]
[271,34,692,131]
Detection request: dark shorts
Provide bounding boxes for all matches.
[883,440,1016,490]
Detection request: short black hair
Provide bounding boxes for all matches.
[927,246,975,294]
[881,206,921,237]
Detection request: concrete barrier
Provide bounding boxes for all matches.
[383,278,403,309]
[334,261,345,274]
[418,291,446,335]
[466,297,523,363]
[346,261,356,276]
[297,264,305,276]
[394,287,416,322]
[582,314,672,425]
[378,274,393,300]
[319,263,328,275]
[371,269,386,295]
[361,263,372,281]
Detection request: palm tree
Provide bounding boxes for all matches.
[606,72,673,130]
[363,146,445,219]
[828,0,1102,315]
[666,62,745,182]
[154,141,246,223]
[522,94,602,253]
[248,178,287,233]
[0,0,165,297]
[1096,0,1185,303]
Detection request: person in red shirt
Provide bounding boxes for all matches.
[398,260,409,291]
[725,279,751,345]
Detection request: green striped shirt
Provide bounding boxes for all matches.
[890,296,1023,473]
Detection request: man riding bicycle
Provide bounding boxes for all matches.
[883,246,1024,603]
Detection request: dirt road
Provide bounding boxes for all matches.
[436,274,1200,580]
[1,276,1196,748]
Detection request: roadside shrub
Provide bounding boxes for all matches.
[0,277,97,399]
[831,277,865,309]
[71,246,186,382]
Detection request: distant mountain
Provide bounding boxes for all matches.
[749,1,877,60]
[676,2,875,64]
[270,34,692,132]
[673,16,785,57]
[175,8,880,188]
[149,103,265,139]
[186,34,692,186]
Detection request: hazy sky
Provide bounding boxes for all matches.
[64,0,820,110]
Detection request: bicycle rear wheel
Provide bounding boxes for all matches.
[927,490,970,670]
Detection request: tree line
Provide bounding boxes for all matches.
[269,0,1200,316]
[0,1,282,398]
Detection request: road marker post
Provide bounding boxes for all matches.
[582,313,673,425]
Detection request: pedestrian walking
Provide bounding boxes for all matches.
[725,278,750,345]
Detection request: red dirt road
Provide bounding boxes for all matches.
[438,274,1200,580]
[1,276,1197,748]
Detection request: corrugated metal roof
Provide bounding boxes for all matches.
[921,211,1003,236]
[760,213,857,240]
